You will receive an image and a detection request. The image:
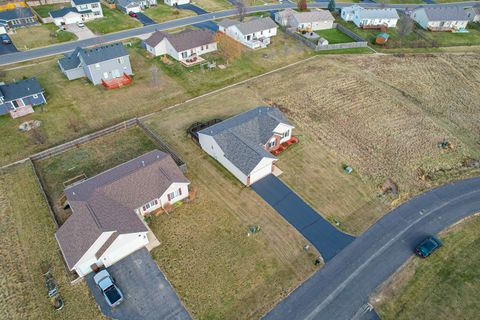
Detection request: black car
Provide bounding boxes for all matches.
[415,236,442,258]
[1,34,11,45]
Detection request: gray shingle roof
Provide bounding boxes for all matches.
[221,17,277,35]
[199,107,292,175]
[56,150,190,270]
[292,10,335,23]
[418,6,470,21]
[58,43,128,70]
[72,0,100,5]
[49,7,79,18]
[0,8,34,21]
[146,29,215,52]
[58,47,82,70]
[0,78,44,101]
[355,7,399,20]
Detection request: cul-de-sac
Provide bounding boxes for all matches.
[0,0,479,319]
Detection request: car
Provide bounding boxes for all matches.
[415,236,442,258]
[129,11,138,17]
[93,270,124,307]
[76,21,85,28]
[1,34,11,45]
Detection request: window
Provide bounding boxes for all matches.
[118,57,124,64]
[103,72,109,79]
[268,140,276,149]
[281,130,290,138]
[32,94,38,99]
[142,199,158,212]
[95,63,100,70]
[167,188,182,201]
[92,3,99,8]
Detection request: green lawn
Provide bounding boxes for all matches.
[34,126,158,225]
[144,4,195,23]
[375,215,480,320]
[9,24,76,49]
[86,5,142,34]
[31,4,67,18]
[315,28,355,44]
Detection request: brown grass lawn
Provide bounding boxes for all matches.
[193,0,233,11]
[34,126,158,225]
[372,214,480,320]
[142,109,319,319]
[9,24,77,50]
[0,162,102,320]
[0,34,312,166]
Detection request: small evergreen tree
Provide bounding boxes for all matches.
[328,0,336,13]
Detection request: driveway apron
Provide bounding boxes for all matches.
[252,175,355,262]
[178,4,208,15]
[136,12,157,26]
[0,34,18,55]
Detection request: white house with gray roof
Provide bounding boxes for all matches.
[275,8,334,31]
[341,5,399,28]
[115,0,157,14]
[56,150,190,277]
[58,42,133,85]
[410,6,470,31]
[467,5,480,22]
[218,17,278,49]
[50,0,103,26]
[198,107,294,186]
[145,29,217,61]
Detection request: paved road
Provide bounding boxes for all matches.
[252,175,354,262]
[86,248,191,320]
[1,1,478,66]
[264,176,480,320]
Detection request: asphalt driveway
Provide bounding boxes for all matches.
[0,34,18,55]
[252,175,355,262]
[136,12,157,26]
[86,248,190,320]
[178,4,208,15]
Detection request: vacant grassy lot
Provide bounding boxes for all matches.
[35,126,158,225]
[194,0,233,11]
[143,105,318,319]
[86,5,142,34]
[9,24,76,49]
[373,215,480,320]
[0,162,102,320]
[0,35,312,165]
[32,4,66,18]
[144,4,195,23]
[315,28,355,44]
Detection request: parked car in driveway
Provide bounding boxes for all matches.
[76,21,85,28]
[93,270,124,307]
[415,236,442,258]
[1,34,11,44]
[129,12,138,17]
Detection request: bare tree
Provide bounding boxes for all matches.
[397,15,414,40]
[214,32,244,64]
[236,0,247,22]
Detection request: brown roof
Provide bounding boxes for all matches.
[145,29,215,52]
[56,150,190,270]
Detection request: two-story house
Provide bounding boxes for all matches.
[56,150,190,278]
[58,42,133,86]
[218,17,278,49]
[0,77,46,119]
[145,29,217,64]
[341,5,399,28]
[198,106,295,186]
[0,8,38,31]
[50,0,103,26]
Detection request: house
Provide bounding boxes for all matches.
[467,5,480,22]
[274,8,335,31]
[145,29,217,62]
[0,78,46,119]
[164,0,190,6]
[115,0,157,14]
[218,17,278,49]
[198,107,295,186]
[50,0,103,26]
[58,42,133,86]
[0,8,37,31]
[56,150,190,278]
[341,5,399,28]
[410,6,470,31]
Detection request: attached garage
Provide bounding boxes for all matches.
[249,158,275,185]
[50,8,83,26]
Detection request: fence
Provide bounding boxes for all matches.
[334,23,367,42]
[316,41,368,51]
[27,0,70,6]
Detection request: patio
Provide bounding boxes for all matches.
[271,136,299,156]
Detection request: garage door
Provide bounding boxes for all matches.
[250,163,272,184]
[65,16,80,24]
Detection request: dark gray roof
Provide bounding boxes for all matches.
[116,0,138,8]
[418,6,469,21]
[49,7,79,18]
[220,17,277,35]
[58,43,128,70]
[145,29,215,52]
[218,18,238,29]
[72,0,100,5]
[0,8,34,21]
[199,107,293,175]
[0,78,44,101]
[56,150,190,270]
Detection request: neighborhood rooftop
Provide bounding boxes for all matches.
[71,0,100,5]
[56,150,189,269]
[419,5,470,21]
[0,78,43,101]
[355,6,399,19]
[287,9,335,23]
[199,107,291,175]
[0,7,34,21]
[50,7,91,18]
[145,29,215,52]
[220,17,277,34]
[59,42,129,70]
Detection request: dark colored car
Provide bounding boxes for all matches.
[1,34,11,45]
[415,236,442,258]
[129,11,138,17]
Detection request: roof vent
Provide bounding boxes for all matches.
[141,160,145,167]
